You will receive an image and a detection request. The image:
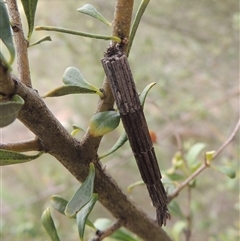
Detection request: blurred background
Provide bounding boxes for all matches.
[1,0,239,240]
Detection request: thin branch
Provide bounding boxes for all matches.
[35,26,121,43]
[0,137,43,152]
[213,118,240,159]
[6,0,32,87]
[90,219,124,241]
[168,118,240,202]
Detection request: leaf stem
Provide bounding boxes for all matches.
[35,26,121,43]
[126,0,150,56]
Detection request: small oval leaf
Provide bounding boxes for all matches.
[65,163,95,217]
[77,193,98,241]
[89,111,120,137]
[0,149,43,166]
[186,142,206,171]
[212,165,236,179]
[77,4,111,26]
[0,95,24,127]
[0,0,15,66]
[63,67,102,95]
[50,195,68,215]
[41,208,60,241]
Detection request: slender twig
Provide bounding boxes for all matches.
[6,0,32,87]
[213,118,240,159]
[35,26,121,43]
[90,219,124,241]
[0,137,43,152]
[168,118,240,202]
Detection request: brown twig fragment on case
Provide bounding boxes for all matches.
[101,44,170,226]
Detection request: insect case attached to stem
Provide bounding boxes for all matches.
[101,44,170,226]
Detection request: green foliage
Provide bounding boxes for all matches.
[186,142,206,171]
[0,95,24,127]
[42,163,98,241]
[50,195,68,215]
[89,111,120,137]
[77,4,111,26]
[41,208,60,241]
[76,193,98,240]
[0,0,15,67]
[0,149,43,165]
[65,163,95,217]
[211,165,236,179]
[43,67,103,98]
[20,0,38,40]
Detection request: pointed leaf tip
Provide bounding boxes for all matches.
[41,208,60,241]
[77,4,111,26]
[0,149,43,166]
[20,0,39,40]
[65,163,95,217]
[77,193,98,240]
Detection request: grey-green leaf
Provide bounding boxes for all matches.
[0,0,15,66]
[41,208,60,241]
[20,0,38,40]
[65,163,95,217]
[0,149,43,166]
[77,193,98,241]
[77,4,111,26]
[63,67,100,93]
[89,111,120,137]
[186,142,206,171]
[42,85,97,98]
[0,95,24,127]
[43,67,103,98]
[50,195,68,216]
[212,165,236,179]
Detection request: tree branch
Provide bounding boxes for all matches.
[6,0,32,87]
[3,0,173,240]
[168,118,240,202]
[0,137,42,152]
[90,219,124,241]
[12,75,171,241]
